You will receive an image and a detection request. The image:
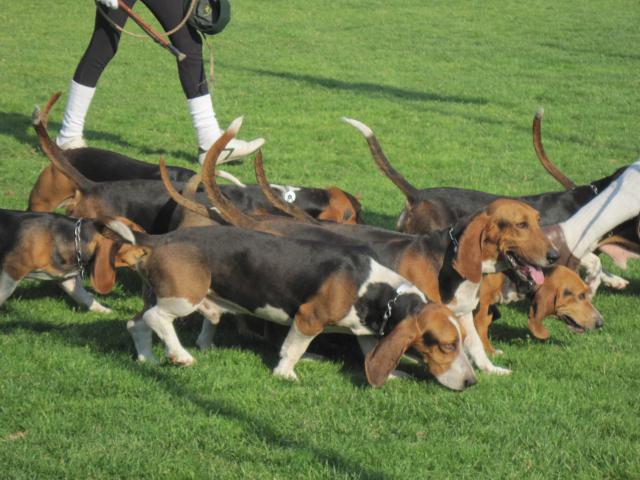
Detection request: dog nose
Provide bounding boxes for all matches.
[595,316,604,329]
[546,248,560,264]
[464,377,477,388]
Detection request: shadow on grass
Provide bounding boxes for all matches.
[359,210,399,230]
[0,310,390,477]
[0,112,194,163]
[240,67,490,106]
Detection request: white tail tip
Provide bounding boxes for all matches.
[535,106,544,118]
[227,116,244,136]
[32,106,41,124]
[107,220,136,245]
[342,117,374,138]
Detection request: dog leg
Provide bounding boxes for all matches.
[196,298,224,350]
[59,277,112,313]
[580,253,603,297]
[458,312,511,375]
[127,310,157,363]
[0,270,19,307]
[600,270,629,290]
[143,299,197,366]
[273,323,316,381]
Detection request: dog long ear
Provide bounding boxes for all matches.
[453,213,488,283]
[528,282,555,340]
[365,317,419,387]
[91,236,117,295]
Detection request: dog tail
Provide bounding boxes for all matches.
[342,118,419,201]
[532,107,576,189]
[254,152,320,224]
[32,94,97,192]
[93,215,152,249]
[201,118,261,230]
[159,158,211,218]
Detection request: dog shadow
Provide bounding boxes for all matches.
[0,312,389,477]
[359,210,399,230]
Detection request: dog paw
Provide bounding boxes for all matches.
[273,365,299,381]
[301,352,326,362]
[388,369,411,381]
[168,352,195,366]
[485,365,512,375]
[493,349,504,356]
[195,338,215,350]
[602,273,629,290]
[89,301,112,314]
[136,353,159,365]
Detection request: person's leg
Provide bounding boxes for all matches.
[143,0,263,163]
[560,160,640,258]
[57,2,136,148]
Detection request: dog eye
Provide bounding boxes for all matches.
[441,343,457,353]
[578,293,586,300]
[516,222,528,229]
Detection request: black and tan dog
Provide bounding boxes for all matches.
[343,116,639,291]
[29,93,362,226]
[474,266,604,355]
[0,209,124,313]
[167,135,558,376]
[101,119,477,390]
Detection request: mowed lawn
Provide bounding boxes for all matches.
[1,1,639,478]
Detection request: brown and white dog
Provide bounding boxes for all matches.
[169,131,558,376]
[0,209,125,313]
[103,120,477,390]
[474,266,604,354]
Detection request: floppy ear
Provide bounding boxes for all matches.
[453,213,488,283]
[528,283,555,340]
[90,236,117,295]
[365,317,419,387]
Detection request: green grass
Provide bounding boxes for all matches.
[1,1,639,478]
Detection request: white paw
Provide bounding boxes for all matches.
[168,351,195,366]
[301,352,326,362]
[388,369,412,381]
[494,349,504,356]
[273,365,299,381]
[89,302,112,314]
[602,273,629,290]
[485,365,512,375]
[136,353,159,365]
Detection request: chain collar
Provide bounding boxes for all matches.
[448,226,459,253]
[379,284,413,336]
[589,182,599,195]
[74,218,86,279]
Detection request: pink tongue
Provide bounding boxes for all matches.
[525,265,545,285]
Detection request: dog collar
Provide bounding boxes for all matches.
[379,283,413,336]
[448,226,459,253]
[589,182,599,195]
[74,218,86,279]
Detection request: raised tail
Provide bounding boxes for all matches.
[254,151,319,224]
[32,93,96,192]
[201,118,261,230]
[343,117,419,201]
[532,107,576,189]
[159,158,210,218]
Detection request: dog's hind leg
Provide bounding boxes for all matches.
[59,276,112,313]
[0,270,19,307]
[144,298,199,366]
[273,322,317,381]
[196,297,224,350]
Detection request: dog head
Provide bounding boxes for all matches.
[528,266,604,340]
[454,199,557,284]
[365,302,476,391]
